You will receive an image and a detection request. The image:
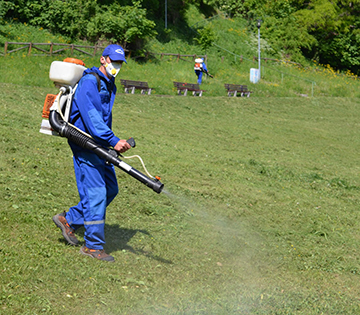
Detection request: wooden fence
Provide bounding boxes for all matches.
[147,52,207,63]
[1,41,297,67]
[2,42,106,57]
[0,42,207,62]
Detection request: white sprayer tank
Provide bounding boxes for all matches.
[49,60,86,86]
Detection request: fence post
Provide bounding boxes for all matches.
[4,42,8,56]
[71,44,74,55]
[177,53,180,62]
[93,43,97,56]
[311,82,316,97]
[50,42,53,56]
[27,42,32,56]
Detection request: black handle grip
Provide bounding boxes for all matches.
[126,137,136,148]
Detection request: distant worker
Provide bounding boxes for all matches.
[194,58,213,84]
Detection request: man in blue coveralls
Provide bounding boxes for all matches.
[52,44,131,262]
[194,58,208,85]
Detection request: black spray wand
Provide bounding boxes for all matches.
[49,110,164,194]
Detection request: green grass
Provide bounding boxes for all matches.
[2,53,360,99]
[1,74,360,313]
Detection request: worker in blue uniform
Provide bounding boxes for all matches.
[52,44,130,262]
[194,58,208,85]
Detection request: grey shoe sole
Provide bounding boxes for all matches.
[79,246,115,262]
[52,214,79,246]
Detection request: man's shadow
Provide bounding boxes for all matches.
[75,224,172,264]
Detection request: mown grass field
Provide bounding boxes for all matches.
[1,55,360,314]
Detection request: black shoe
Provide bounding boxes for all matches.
[52,212,79,246]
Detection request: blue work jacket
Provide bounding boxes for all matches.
[68,67,120,152]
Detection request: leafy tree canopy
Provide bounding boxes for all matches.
[209,0,360,73]
[0,0,157,49]
[2,0,360,73]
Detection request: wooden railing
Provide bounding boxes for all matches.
[0,42,207,62]
[2,42,106,57]
[147,52,207,63]
[0,42,303,70]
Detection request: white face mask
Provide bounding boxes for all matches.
[104,61,122,78]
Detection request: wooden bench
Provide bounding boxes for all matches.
[120,79,152,95]
[224,84,252,97]
[173,82,205,97]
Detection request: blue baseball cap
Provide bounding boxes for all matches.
[102,44,127,63]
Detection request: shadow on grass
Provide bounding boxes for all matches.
[105,224,173,264]
[55,223,172,263]
[70,224,172,264]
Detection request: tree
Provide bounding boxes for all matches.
[195,24,218,51]
[86,1,157,48]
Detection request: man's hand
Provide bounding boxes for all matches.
[114,139,131,153]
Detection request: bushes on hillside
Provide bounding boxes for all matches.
[1,0,157,49]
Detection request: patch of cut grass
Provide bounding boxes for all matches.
[1,80,360,313]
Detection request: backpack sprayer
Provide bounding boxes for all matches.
[194,58,214,78]
[40,58,164,194]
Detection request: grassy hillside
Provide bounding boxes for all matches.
[1,76,360,313]
[1,8,360,98]
[1,52,360,98]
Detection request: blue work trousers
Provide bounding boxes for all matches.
[65,150,118,250]
[195,70,203,84]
